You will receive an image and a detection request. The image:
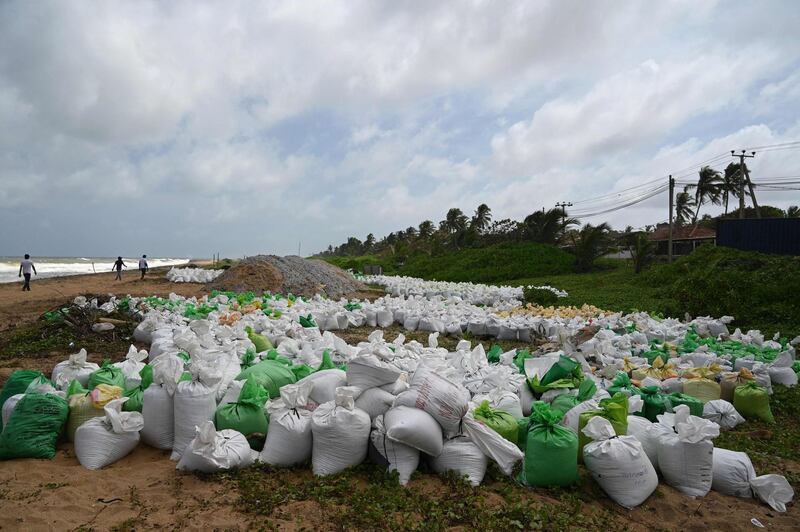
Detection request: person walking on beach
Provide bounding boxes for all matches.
[139,254,149,280]
[18,254,37,291]
[113,256,127,280]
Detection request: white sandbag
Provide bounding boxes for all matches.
[582,417,658,508]
[539,388,571,404]
[355,387,396,420]
[260,382,314,467]
[702,400,745,430]
[219,380,245,406]
[1,393,25,427]
[114,345,149,389]
[660,377,684,395]
[657,406,719,497]
[750,474,795,513]
[711,448,755,498]
[370,415,419,486]
[461,411,523,476]
[625,415,660,470]
[311,387,371,476]
[51,349,99,389]
[518,382,535,417]
[176,421,257,473]
[171,379,217,461]
[561,399,600,434]
[133,318,156,343]
[767,352,797,387]
[298,369,347,406]
[346,355,403,389]
[376,309,394,328]
[395,363,469,438]
[473,388,523,419]
[379,373,410,395]
[384,406,443,457]
[429,436,488,486]
[74,398,143,470]
[140,384,174,450]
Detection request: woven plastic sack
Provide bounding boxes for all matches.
[370,414,420,485]
[384,406,443,457]
[702,399,745,430]
[123,365,154,413]
[522,402,578,487]
[577,393,628,460]
[171,379,217,460]
[0,370,48,432]
[236,359,297,398]
[582,416,658,508]
[74,397,143,470]
[0,393,69,459]
[311,387,371,476]
[473,401,518,444]
[87,360,126,390]
[711,448,755,498]
[683,378,721,404]
[114,346,148,389]
[550,379,596,416]
[639,386,669,422]
[52,349,99,389]
[66,384,123,441]
[260,382,314,467]
[141,384,174,449]
[657,405,719,497]
[733,382,774,423]
[666,393,703,417]
[429,436,488,487]
[177,421,257,473]
[215,377,269,449]
[355,387,395,420]
[395,363,469,438]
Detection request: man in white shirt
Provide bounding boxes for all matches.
[18,254,37,291]
[139,255,149,280]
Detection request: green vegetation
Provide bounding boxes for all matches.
[212,463,618,531]
[523,286,559,307]
[326,242,575,283]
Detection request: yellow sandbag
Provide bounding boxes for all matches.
[66,384,123,441]
[683,378,721,404]
[720,369,754,402]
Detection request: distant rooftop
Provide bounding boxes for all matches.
[649,224,716,242]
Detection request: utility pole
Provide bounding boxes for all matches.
[668,175,674,263]
[732,150,758,219]
[555,201,573,238]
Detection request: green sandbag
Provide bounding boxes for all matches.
[264,349,292,366]
[123,365,154,413]
[290,364,314,380]
[733,382,774,423]
[0,393,69,460]
[66,379,89,398]
[523,402,579,487]
[540,355,580,386]
[240,349,257,370]
[474,400,518,444]
[608,372,642,397]
[513,349,533,374]
[486,345,503,364]
[516,416,529,451]
[299,314,317,328]
[245,326,273,353]
[236,359,297,398]
[317,350,336,371]
[179,371,193,382]
[88,360,126,390]
[577,393,628,461]
[215,378,270,449]
[0,370,48,432]
[550,379,597,416]
[639,386,669,422]
[667,392,704,417]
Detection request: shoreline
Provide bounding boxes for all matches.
[0,264,210,331]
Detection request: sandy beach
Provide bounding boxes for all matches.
[0,268,797,530]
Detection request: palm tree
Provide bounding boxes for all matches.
[523,208,577,244]
[470,204,492,233]
[692,166,723,224]
[572,223,612,272]
[721,163,746,215]
[418,220,435,239]
[363,233,375,253]
[627,232,655,274]
[675,186,694,226]
[787,205,799,218]
[443,208,468,234]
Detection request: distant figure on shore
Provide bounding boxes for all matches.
[18,254,37,291]
[113,256,127,280]
[139,254,149,279]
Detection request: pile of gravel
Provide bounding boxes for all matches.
[209,255,366,299]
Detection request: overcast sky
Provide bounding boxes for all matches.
[1,1,799,258]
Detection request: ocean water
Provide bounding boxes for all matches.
[0,256,189,284]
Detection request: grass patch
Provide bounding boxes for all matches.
[715,384,800,486]
[212,463,619,531]
[324,242,575,283]
[0,305,138,361]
